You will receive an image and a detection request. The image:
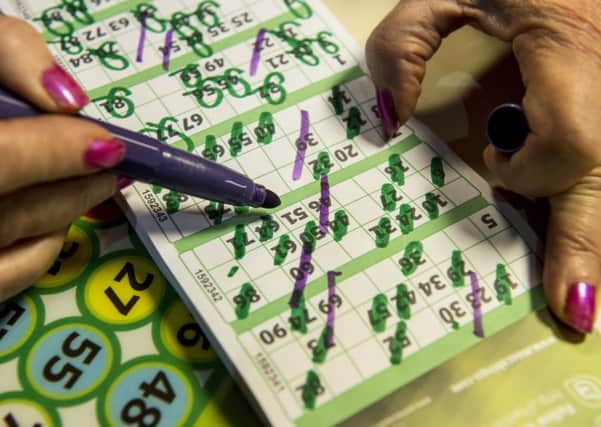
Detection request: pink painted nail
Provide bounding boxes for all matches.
[41,63,89,109]
[84,139,125,169]
[376,89,400,140]
[564,282,596,333]
[117,177,134,190]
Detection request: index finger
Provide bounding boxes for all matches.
[366,0,471,130]
[0,15,88,112]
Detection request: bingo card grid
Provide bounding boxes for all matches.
[1,0,545,426]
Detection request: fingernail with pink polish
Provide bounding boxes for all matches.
[84,139,125,169]
[564,282,596,333]
[41,63,89,109]
[117,177,134,190]
[376,89,400,140]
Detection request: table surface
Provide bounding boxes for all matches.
[1,2,600,427]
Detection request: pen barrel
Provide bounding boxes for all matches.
[0,87,265,207]
[0,88,38,118]
[96,120,265,207]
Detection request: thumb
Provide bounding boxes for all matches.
[366,1,470,137]
[544,171,601,333]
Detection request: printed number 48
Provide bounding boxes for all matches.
[121,371,176,427]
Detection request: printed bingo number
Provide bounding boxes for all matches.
[34,225,93,291]
[23,320,116,403]
[103,359,194,427]
[82,256,166,327]
[156,299,218,366]
[0,394,58,427]
[0,295,41,363]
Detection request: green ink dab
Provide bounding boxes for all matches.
[431,157,445,187]
[424,192,439,220]
[495,264,513,305]
[381,183,397,212]
[50,34,83,55]
[88,41,130,71]
[300,221,318,254]
[205,202,224,225]
[302,370,321,410]
[202,135,219,161]
[132,3,167,33]
[332,210,349,242]
[194,1,221,28]
[35,6,75,37]
[375,217,391,248]
[369,293,389,332]
[388,153,405,186]
[258,215,275,242]
[229,121,244,157]
[227,266,239,277]
[256,112,275,144]
[144,116,195,152]
[165,190,182,214]
[313,151,332,180]
[346,106,363,139]
[389,321,407,365]
[312,325,333,363]
[177,28,213,58]
[285,0,314,20]
[234,283,256,320]
[329,85,345,115]
[235,205,250,215]
[170,63,202,88]
[397,204,414,235]
[449,250,465,288]
[290,294,308,333]
[274,234,292,266]
[400,241,423,277]
[63,0,94,25]
[94,87,135,119]
[233,224,247,260]
[452,320,460,330]
[254,72,287,105]
[395,283,411,320]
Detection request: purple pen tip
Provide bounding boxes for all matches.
[262,189,281,209]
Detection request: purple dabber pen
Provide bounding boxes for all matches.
[0,87,281,209]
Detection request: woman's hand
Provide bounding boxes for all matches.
[0,16,127,302]
[366,0,601,332]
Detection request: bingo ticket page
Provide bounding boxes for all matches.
[4,0,544,425]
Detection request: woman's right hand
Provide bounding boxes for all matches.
[366,0,601,332]
[0,16,126,302]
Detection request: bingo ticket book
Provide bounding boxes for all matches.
[2,0,544,425]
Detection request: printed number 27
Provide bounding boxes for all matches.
[104,262,154,316]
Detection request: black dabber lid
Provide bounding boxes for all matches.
[487,103,530,153]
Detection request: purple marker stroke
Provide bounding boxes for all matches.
[249,28,267,76]
[136,13,147,63]
[469,271,485,338]
[326,271,341,346]
[319,174,330,234]
[289,248,313,308]
[162,29,174,71]
[292,110,310,181]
